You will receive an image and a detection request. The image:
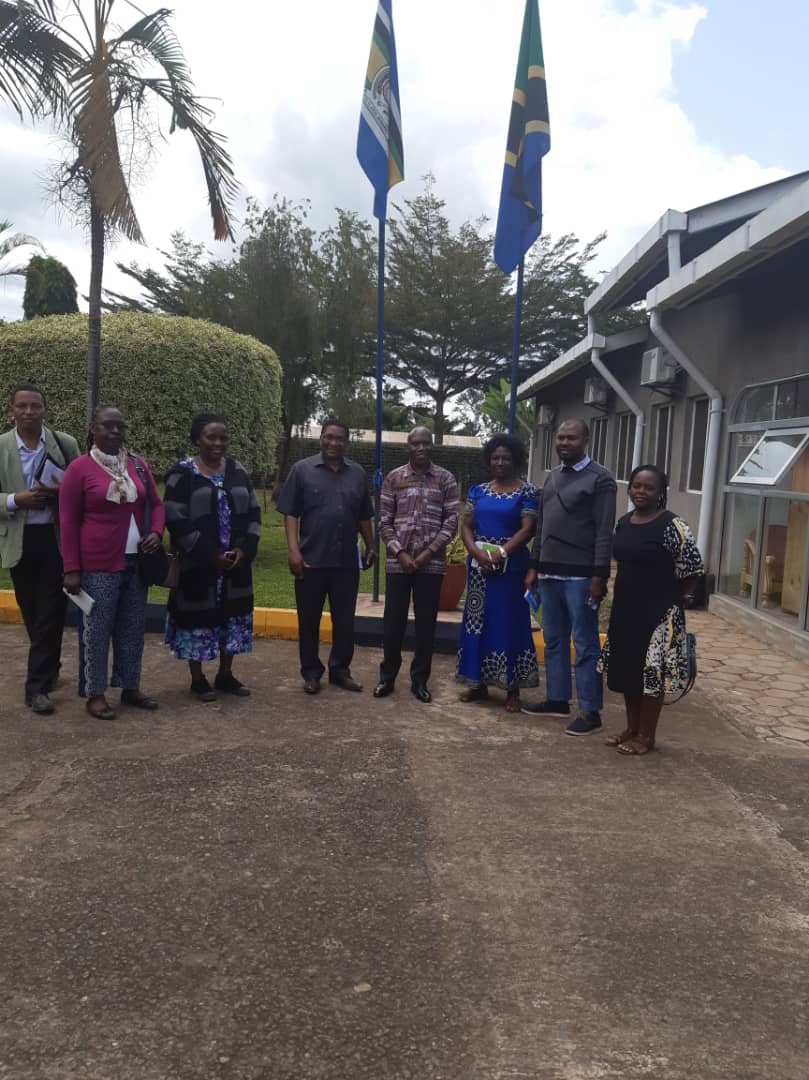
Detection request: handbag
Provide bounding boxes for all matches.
[665,622,697,704]
[129,455,178,589]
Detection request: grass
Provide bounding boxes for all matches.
[0,500,381,609]
[0,492,612,629]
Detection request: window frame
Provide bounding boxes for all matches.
[615,412,636,483]
[653,403,674,474]
[590,416,608,465]
[729,427,809,486]
[686,396,709,493]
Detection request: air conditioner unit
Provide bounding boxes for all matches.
[537,403,555,426]
[583,377,608,406]
[640,347,677,387]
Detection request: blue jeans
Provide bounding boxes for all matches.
[539,577,602,714]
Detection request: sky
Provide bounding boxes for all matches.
[1,0,807,322]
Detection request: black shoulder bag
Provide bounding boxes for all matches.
[129,455,175,588]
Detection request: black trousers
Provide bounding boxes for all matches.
[10,524,67,700]
[294,566,360,680]
[380,571,442,685]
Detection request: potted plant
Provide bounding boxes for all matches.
[439,532,468,611]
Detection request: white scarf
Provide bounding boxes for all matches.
[90,446,138,504]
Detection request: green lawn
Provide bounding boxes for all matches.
[0,497,611,629]
[0,501,380,609]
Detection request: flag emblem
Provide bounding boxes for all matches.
[357,0,404,220]
[494,0,550,274]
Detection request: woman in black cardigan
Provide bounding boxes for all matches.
[164,414,261,701]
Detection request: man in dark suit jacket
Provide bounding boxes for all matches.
[0,385,80,713]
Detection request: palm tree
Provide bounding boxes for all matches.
[0,2,237,424]
[0,218,44,277]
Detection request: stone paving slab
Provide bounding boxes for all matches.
[687,610,809,748]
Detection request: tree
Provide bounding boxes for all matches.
[0,218,44,277]
[314,209,376,420]
[480,378,536,438]
[0,312,281,476]
[23,255,78,317]
[385,177,512,443]
[0,1,236,426]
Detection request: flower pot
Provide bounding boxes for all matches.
[439,562,467,611]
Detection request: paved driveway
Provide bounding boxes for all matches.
[1,627,808,1079]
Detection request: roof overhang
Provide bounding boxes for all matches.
[585,171,809,317]
[584,210,687,316]
[647,176,809,311]
[515,325,648,401]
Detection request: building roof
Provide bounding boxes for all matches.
[515,326,648,401]
[647,174,809,311]
[585,171,809,316]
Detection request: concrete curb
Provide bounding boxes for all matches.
[0,589,604,660]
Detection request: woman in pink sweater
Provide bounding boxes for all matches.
[60,405,165,719]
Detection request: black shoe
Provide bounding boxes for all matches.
[520,699,570,716]
[330,673,363,692]
[214,674,251,697]
[27,693,55,715]
[411,682,431,704]
[565,712,603,736]
[373,680,395,698]
[303,677,321,695]
[190,678,217,703]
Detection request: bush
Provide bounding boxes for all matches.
[0,313,282,477]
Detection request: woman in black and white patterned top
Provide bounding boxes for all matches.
[598,464,704,755]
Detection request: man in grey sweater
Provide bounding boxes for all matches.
[523,419,617,735]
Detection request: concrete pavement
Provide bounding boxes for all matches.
[1,625,808,1079]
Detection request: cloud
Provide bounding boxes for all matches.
[0,0,789,324]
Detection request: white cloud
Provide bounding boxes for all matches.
[0,0,789,322]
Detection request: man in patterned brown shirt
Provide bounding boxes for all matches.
[374,427,459,703]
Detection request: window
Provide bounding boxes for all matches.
[615,413,636,482]
[730,428,809,486]
[590,417,608,465]
[653,404,674,474]
[734,374,809,424]
[542,425,554,470]
[687,397,709,491]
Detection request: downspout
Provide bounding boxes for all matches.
[648,309,723,567]
[587,316,645,499]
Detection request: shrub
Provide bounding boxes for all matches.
[0,313,282,477]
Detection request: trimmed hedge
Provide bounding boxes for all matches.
[287,437,483,498]
[0,313,282,477]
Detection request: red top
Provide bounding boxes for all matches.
[59,453,165,574]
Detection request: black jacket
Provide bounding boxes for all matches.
[164,458,260,629]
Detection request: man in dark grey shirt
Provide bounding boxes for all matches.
[277,419,375,694]
[523,418,617,736]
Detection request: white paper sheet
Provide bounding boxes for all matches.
[63,588,95,615]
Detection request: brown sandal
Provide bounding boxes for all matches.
[86,696,115,720]
[616,735,655,756]
[606,729,636,747]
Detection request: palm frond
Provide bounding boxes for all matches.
[72,40,143,242]
[111,9,237,240]
[0,1,79,119]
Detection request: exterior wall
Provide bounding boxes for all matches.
[529,261,809,574]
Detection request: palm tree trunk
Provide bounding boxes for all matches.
[86,190,104,430]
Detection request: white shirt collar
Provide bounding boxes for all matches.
[14,426,46,451]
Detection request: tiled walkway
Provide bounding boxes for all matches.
[690,609,809,746]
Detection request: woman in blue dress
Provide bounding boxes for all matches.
[456,434,539,712]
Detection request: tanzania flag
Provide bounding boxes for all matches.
[357,0,404,220]
[494,0,550,274]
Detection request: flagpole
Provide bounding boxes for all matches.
[508,257,525,434]
[372,215,386,603]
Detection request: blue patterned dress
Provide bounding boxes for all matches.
[456,482,539,691]
[165,459,253,662]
